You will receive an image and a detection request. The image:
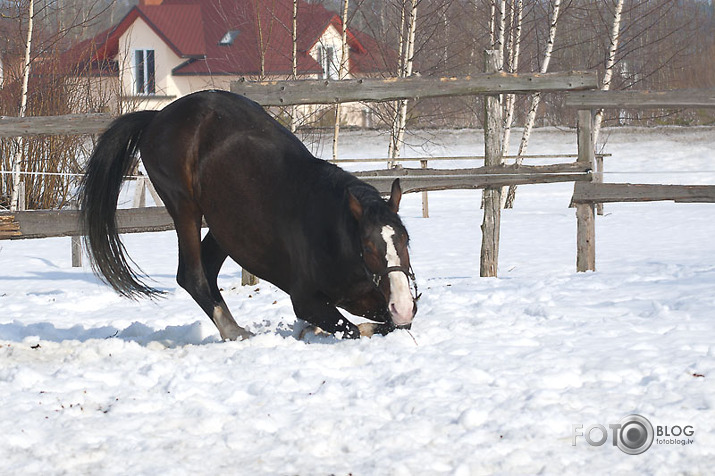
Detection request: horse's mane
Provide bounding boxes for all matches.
[311,159,406,234]
[347,178,406,232]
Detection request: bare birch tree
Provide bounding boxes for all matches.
[290,0,298,133]
[504,0,561,208]
[592,0,624,147]
[9,0,33,211]
[386,1,407,164]
[2,0,115,210]
[496,0,506,67]
[332,0,350,161]
[501,0,523,157]
[387,0,417,167]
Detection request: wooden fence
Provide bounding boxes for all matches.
[565,88,715,272]
[4,71,712,278]
[231,71,597,106]
[230,59,598,277]
[4,81,712,277]
[1,60,598,280]
[0,114,114,137]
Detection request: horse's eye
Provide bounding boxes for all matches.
[364,242,377,255]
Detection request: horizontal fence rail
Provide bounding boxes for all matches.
[355,163,592,194]
[231,72,599,106]
[565,88,715,109]
[0,113,114,137]
[571,182,715,204]
[0,164,591,240]
[0,207,176,240]
[332,153,610,164]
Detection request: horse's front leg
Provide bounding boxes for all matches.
[290,292,360,339]
[357,321,396,338]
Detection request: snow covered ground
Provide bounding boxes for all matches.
[1,127,714,474]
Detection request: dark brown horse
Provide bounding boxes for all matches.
[79,90,417,340]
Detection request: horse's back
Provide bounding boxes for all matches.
[139,90,340,291]
[141,89,317,205]
[142,90,310,170]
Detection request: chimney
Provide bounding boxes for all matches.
[140,0,163,5]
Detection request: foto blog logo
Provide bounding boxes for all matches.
[572,414,695,455]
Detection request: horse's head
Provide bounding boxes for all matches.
[348,179,418,329]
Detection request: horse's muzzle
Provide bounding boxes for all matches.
[389,298,417,329]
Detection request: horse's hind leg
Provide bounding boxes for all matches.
[200,232,253,340]
[201,231,228,301]
[172,203,252,341]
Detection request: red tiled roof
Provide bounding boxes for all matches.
[170,0,327,75]
[69,0,395,77]
[136,5,206,57]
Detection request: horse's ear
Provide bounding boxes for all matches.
[387,178,402,213]
[348,191,363,222]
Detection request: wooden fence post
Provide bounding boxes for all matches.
[145,180,164,207]
[420,159,429,218]
[70,200,82,268]
[132,176,147,208]
[576,109,596,272]
[242,270,258,286]
[595,154,604,215]
[17,182,26,211]
[480,50,504,278]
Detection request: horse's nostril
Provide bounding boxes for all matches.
[390,303,414,326]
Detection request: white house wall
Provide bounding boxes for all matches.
[309,23,352,80]
[118,17,184,111]
[304,23,372,126]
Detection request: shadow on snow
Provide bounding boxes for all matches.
[0,318,346,348]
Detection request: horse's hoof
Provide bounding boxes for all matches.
[358,322,378,338]
[359,322,396,337]
[222,327,253,341]
[298,325,328,341]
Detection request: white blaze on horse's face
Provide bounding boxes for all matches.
[381,225,414,327]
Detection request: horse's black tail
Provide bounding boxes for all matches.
[79,110,161,299]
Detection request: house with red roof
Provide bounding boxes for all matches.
[69,0,395,125]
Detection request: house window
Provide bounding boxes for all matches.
[317,45,339,80]
[134,49,155,95]
[219,30,240,46]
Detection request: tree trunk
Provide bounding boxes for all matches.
[501,0,523,157]
[489,0,496,47]
[388,0,417,168]
[497,0,506,67]
[593,0,625,147]
[387,2,407,162]
[290,0,298,133]
[256,4,265,79]
[505,0,561,208]
[332,0,350,161]
[10,0,34,212]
